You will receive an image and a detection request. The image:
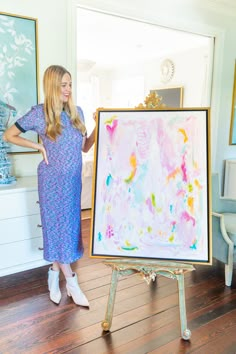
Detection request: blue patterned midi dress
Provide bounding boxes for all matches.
[15,104,85,263]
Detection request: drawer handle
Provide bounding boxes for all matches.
[37,224,42,228]
[36,201,40,204]
[38,247,44,251]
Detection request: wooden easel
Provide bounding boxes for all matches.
[98,96,198,339]
[101,258,195,340]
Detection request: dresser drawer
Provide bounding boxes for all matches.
[0,190,40,220]
[0,237,44,269]
[0,214,42,244]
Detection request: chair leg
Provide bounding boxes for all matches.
[225,263,233,286]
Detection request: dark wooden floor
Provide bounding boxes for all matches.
[1,218,236,354]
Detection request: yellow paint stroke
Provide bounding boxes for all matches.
[179,128,188,143]
[169,234,174,242]
[187,196,194,214]
[125,240,131,247]
[194,179,202,190]
[106,204,112,212]
[130,153,137,168]
[124,153,137,183]
[124,169,136,183]
[188,183,193,192]
[151,193,156,207]
[104,115,117,125]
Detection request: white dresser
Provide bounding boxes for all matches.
[0,176,49,277]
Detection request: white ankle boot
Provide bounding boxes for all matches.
[66,272,89,307]
[48,267,62,304]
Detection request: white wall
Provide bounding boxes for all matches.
[77,37,212,134]
[108,45,210,107]
[0,0,72,177]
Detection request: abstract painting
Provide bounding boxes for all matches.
[91,109,211,264]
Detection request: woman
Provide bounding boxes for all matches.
[3,65,95,306]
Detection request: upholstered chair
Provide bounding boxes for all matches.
[212,173,236,286]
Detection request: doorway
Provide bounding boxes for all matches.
[76,7,214,134]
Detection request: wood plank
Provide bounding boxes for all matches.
[1,218,236,353]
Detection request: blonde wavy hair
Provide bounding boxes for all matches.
[43,65,87,141]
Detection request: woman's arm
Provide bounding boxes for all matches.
[82,111,97,153]
[82,127,96,153]
[3,125,49,164]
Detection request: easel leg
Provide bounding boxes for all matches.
[177,273,191,340]
[101,269,119,331]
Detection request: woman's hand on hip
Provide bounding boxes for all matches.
[38,144,49,165]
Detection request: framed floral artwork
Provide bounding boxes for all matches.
[0,12,39,153]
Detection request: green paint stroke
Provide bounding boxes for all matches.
[121,246,138,251]
[151,193,156,207]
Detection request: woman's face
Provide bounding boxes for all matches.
[60,73,72,102]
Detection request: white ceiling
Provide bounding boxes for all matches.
[77,8,211,71]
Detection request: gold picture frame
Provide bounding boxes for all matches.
[150,86,184,108]
[229,61,236,145]
[91,107,211,264]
